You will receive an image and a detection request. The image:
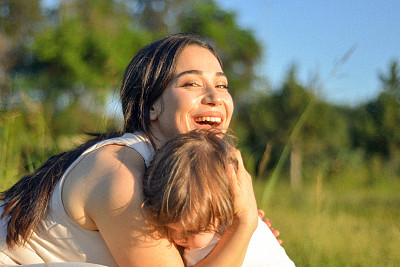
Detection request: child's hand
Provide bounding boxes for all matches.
[227,149,258,231]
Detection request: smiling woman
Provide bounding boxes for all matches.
[149,45,234,146]
[0,33,281,267]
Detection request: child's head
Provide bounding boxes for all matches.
[142,129,238,248]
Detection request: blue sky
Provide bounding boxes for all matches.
[216,0,400,106]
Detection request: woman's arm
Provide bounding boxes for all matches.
[90,146,186,266]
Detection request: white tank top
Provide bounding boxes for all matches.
[0,132,153,266]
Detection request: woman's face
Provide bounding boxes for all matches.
[150,45,234,147]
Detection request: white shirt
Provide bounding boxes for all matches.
[183,217,296,267]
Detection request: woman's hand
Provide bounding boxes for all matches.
[258,209,283,245]
[227,149,258,231]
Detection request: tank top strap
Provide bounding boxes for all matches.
[80,132,154,167]
[117,132,154,167]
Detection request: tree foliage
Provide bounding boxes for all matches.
[352,60,400,176]
[238,65,350,187]
[28,0,156,101]
[0,0,43,99]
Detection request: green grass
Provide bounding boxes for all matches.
[254,177,400,267]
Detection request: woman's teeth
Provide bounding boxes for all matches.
[195,117,222,125]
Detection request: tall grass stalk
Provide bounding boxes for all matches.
[261,96,316,207]
[315,171,324,214]
[0,113,22,191]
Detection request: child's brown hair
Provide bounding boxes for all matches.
[142,129,238,240]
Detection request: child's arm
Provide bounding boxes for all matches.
[193,149,259,267]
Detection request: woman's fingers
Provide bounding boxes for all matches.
[261,217,272,228]
[258,209,265,217]
[258,210,283,244]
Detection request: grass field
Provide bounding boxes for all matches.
[254,177,400,266]
[2,166,397,266]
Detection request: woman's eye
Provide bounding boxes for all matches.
[216,84,229,90]
[183,82,201,87]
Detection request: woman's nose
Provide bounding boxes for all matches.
[201,85,223,106]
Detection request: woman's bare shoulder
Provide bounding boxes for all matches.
[85,144,147,210]
[62,144,184,266]
[89,143,146,173]
[62,144,146,230]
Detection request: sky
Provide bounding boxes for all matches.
[215,0,400,106]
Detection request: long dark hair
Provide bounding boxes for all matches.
[1,33,222,247]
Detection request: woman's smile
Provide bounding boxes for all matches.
[193,111,224,128]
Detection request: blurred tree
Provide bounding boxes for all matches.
[0,0,43,107]
[14,0,158,137]
[238,65,350,188]
[233,89,275,176]
[26,0,262,101]
[379,60,400,102]
[375,60,400,176]
[351,60,400,178]
[269,66,312,188]
[379,61,400,176]
[29,0,155,102]
[134,0,187,33]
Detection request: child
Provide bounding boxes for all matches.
[142,129,295,267]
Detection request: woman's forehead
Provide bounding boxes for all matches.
[175,45,222,73]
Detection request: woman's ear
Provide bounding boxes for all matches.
[150,97,163,121]
[150,106,157,121]
[150,101,160,121]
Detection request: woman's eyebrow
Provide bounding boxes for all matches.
[174,70,227,80]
